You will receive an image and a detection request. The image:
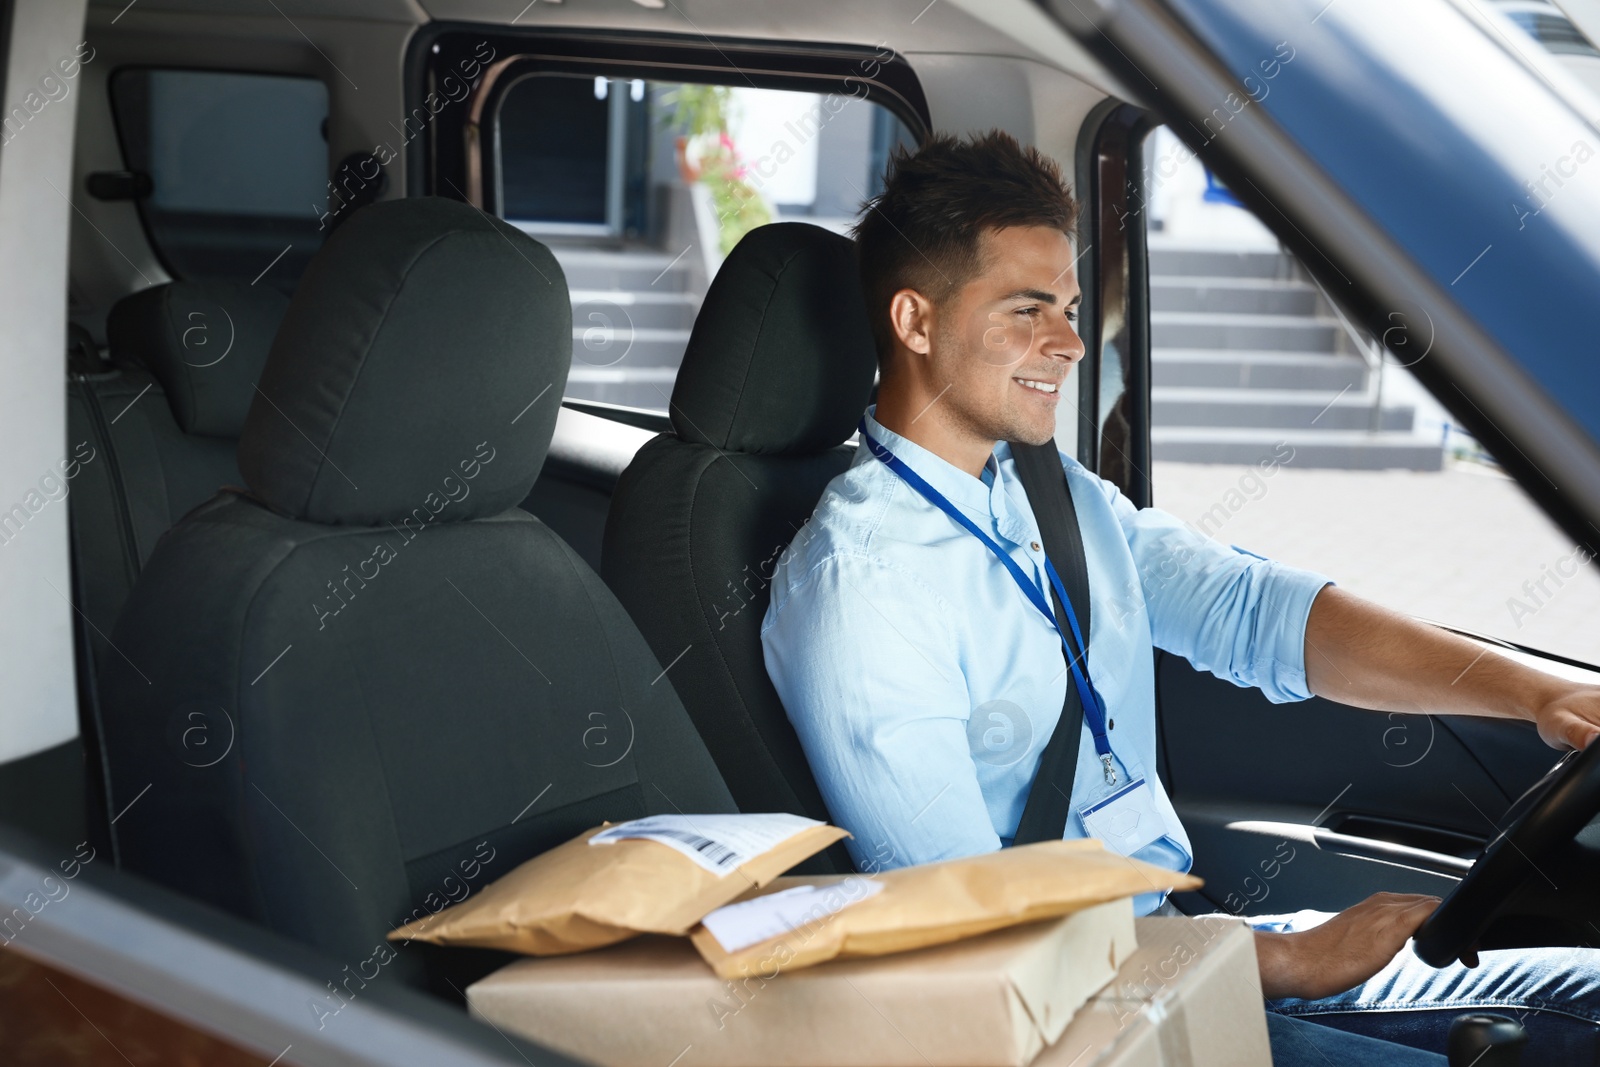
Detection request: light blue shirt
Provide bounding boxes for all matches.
[761,407,1335,915]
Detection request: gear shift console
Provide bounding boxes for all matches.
[1448,1013,1527,1066]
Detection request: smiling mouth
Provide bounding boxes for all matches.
[1014,377,1061,396]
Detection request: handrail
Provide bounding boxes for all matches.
[1303,263,1386,433]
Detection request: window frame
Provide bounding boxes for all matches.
[405,25,931,423]
[407,25,932,212]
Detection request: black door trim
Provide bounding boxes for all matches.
[1076,100,1157,507]
[404,23,931,211]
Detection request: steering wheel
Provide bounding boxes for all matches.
[1413,738,1600,967]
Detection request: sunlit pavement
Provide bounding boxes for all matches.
[1152,460,1600,668]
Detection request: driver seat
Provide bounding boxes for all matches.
[602,223,878,873]
[96,197,736,994]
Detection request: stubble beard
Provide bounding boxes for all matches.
[938,320,1058,450]
[944,366,1060,450]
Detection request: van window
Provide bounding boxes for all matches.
[1139,124,1600,667]
[110,69,329,289]
[1492,0,1600,58]
[494,75,915,413]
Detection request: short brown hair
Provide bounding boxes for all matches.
[851,129,1079,362]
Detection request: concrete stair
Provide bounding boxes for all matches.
[1154,387,1415,432]
[1153,350,1369,392]
[545,242,1445,470]
[1152,311,1342,352]
[550,245,699,410]
[1149,247,1443,470]
[1152,276,1318,316]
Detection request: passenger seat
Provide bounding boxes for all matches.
[95,198,737,997]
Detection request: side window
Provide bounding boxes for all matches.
[494,74,915,413]
[110,69,329,290]
[1140,124,1600,667]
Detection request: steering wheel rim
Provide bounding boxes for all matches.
[1413,739,1600,967]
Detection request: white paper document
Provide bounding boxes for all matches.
[701,878,885,951]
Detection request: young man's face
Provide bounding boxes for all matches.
[929,225,1086,448]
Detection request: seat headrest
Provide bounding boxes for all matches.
[106,280,290,438]
[238,197,570,525]
[669,222,876,455]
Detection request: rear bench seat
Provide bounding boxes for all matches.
[67,280,287,835]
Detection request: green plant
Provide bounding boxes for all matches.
[698,152,772,255]
[657,83,772,255]
[657,83,732,140]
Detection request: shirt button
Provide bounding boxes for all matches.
[1030,541,1041,552]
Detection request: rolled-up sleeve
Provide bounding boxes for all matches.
[761,551,1001,871]
[1084,469,1335,703]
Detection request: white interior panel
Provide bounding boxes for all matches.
[0,0,92,762]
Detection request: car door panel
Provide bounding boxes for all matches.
[521,405,656,572]
[1174,805,1462,917]
[1156,651,1535,915]
[1442,710,1571,804]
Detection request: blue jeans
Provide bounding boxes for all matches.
[1266,1012,1446,1066]
[1251,908,1600,1065]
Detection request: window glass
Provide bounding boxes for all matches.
[495,74,916,412]
[1485,1,1600,100]
[1491,0,1600,58]
[1141,125,1600,666]
[111,70,329,289]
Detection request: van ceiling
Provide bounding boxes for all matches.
[83,0,1123,97]
[73,0,1124,313]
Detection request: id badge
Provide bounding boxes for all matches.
[1078,777,1167,858]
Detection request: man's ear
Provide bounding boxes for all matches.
[888,287,936,360]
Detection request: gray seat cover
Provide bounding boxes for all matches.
[97,197,735,995]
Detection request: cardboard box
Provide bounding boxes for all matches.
[468,898,1137,1067]
[1041,916,1272,1067]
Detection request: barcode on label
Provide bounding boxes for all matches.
[588,812,824,877]
[643,828,740,869]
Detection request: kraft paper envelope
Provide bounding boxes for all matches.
[391,816,847,955]
[691,838,1202,980]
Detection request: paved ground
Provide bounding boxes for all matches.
[1150,459,1600,668]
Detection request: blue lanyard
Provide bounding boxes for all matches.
[859,419,1120,786]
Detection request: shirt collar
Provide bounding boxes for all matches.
[989,440,1034,546]
[861,407,1037,546]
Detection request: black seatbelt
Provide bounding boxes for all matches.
[1009,440,1094,846]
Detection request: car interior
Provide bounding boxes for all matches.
[5,0,1600,1060]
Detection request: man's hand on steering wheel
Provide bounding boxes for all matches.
[1532,684,1600,752]
[1286,586,1600,971]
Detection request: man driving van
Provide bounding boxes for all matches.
[760,130,1600,1065]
